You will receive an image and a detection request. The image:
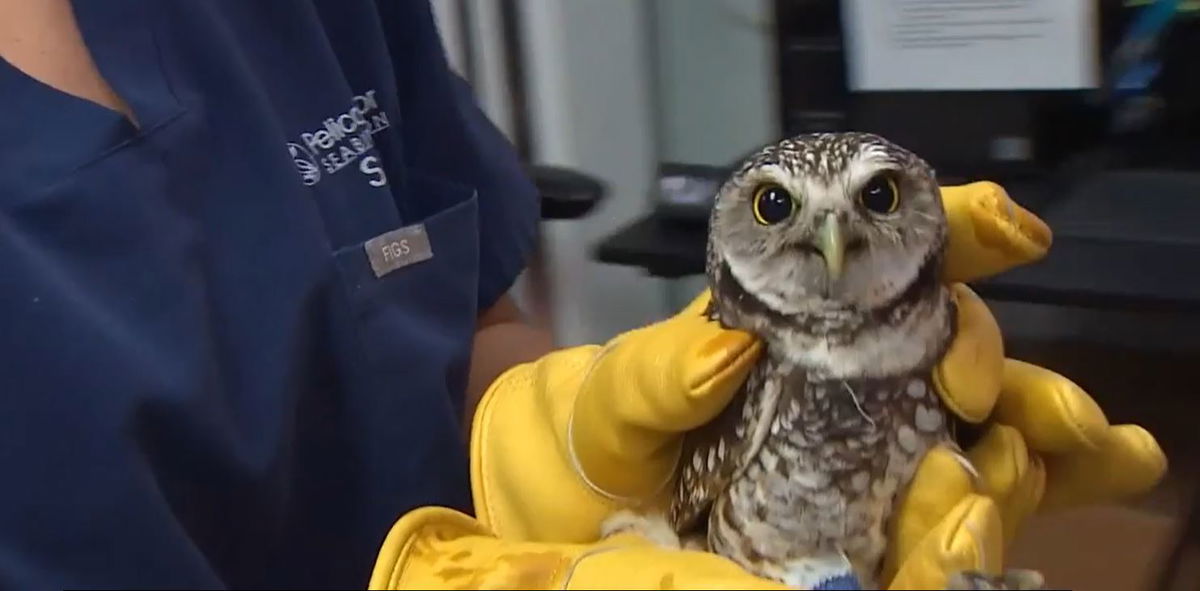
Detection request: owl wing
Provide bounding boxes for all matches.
[668,365,788,533]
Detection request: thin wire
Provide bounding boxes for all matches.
[841,381,877,430]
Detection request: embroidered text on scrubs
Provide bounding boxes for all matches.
[286,89,390,188]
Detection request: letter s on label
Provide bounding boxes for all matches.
[360,156,387,187]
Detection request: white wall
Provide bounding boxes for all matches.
[429,0,516,138]
[648,0,781,309]
[521,0,783,343]
[434,0,781,346]
[652,0,780,167]
[522,0,672,346]
[428,0,469,79]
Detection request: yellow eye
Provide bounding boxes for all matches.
[859,174,900,214]
[752,184,796,225]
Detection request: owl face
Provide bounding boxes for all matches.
[709,133,946,316]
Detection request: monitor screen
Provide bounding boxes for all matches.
[840,0,1101,92]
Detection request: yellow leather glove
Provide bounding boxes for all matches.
[368,506,788,590]
[879,182,1168,587]
[373,181,1168,589]
[368,504,1003,589]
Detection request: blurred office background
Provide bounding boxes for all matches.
[430,0,780,345]
[430,2,1200,587]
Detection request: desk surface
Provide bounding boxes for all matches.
[594,170,1200,313]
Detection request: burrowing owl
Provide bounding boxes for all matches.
[602,133,1042,591]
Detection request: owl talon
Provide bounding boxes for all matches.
[599,509,683,549]
[946,568,1045,590]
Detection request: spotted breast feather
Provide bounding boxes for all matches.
[670,353,953,589]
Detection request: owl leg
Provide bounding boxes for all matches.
[946,568,1045,590]
[679,532,709,551]
[777,551,864,591]
[599,509,683,549]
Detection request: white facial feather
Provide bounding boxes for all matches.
[774,288,952,380]
[707,131,949,379]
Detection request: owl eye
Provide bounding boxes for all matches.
[751,184,796,225]
[859,174,900,214]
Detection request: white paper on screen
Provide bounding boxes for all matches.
[842,0,1100,91]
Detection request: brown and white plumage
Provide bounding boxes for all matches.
[602,132,1041,590]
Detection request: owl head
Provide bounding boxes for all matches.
[706,132,947,324]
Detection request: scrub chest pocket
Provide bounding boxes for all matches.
[332,169,483,421]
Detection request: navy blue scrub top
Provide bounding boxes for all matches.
[0,1,538,588]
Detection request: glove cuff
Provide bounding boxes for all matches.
[369,505,603,590]
[566,393,681,504]
[368,507,791,590]
[368,506,493,590]
[565,338,683,502]
[470,345,657,543]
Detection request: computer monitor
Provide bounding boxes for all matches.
[775,0,1198,182]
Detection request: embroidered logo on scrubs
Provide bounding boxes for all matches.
[287,89,391,188]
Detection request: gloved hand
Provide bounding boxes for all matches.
[368,506,788,590]
[368,504,1002,589]
[879,182,1169,586]
[372,181,1168,589]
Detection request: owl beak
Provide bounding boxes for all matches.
[815,214,845,281]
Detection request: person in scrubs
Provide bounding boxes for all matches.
[0,1,1168,589]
